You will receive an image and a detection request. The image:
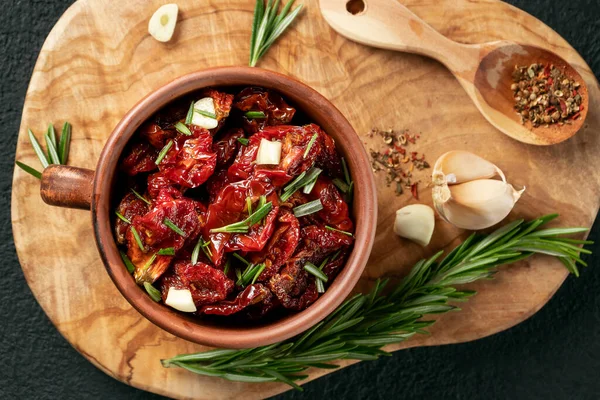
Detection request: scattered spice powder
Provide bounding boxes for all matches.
[511,63,583,127]
[368,128,429,199]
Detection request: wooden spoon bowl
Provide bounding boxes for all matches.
[320,0,589,145]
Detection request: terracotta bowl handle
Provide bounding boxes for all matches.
[40,165,95,210]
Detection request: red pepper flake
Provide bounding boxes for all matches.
[572,89,577,97]
[410,183,419,200]
[571,112,581,120]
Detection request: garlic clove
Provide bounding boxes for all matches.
[433,151,505,185]
[148,4,179,43]
[436,179,525,230]
[165,287,197,312]
[394,204,435,247]
[191,97,219,129]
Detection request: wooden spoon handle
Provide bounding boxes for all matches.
[319,0,479,71]
[40,165,95,210]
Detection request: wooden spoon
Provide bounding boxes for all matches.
[319,0,589,145]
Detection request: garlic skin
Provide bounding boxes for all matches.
[394,204,435,246]
[432,151,524,230]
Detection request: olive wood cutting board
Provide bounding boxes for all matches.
[11,0,600,398]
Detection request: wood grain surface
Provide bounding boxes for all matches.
[10,0,600,398]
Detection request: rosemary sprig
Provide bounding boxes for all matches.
[249,0,304,67]
[280,167,322,202]
[16,122,73,179]
[162,215,592,389]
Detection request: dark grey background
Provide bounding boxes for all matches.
[2,0,599,399]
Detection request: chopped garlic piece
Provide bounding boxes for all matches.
[165,287,197,312]
[394,204,435,247]
[256,139,282,165]
[148,4,179,43]
[191,97,219,129]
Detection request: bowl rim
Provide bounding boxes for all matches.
[91,66,377,348]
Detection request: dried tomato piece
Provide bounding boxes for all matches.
[114,193,150,245]
[244,289,279,319]
[202,89,234,134]
[249,209,300,281]
[307,177,353,232]
[140,123,176,149]
[204,176,279,265]
[293,224,354,262]
[160,261,234,307]
[121,142,158,176]
[314,127,343,177]
[147,172,183,202]
[322,250,348,281]
[205,169,231,203]
[212,128,244,167]
[132,198,202,253]
[227,125,323,187]
[269,260,319,310]
[201,283,270,316]
[233,87,296,134]
[158,126,217,188]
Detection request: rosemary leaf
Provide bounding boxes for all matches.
[175,122,192,136]
[27,129,49,168]
[233,252,251,266]
[45,132,61,165]
[237,137,250,146]
[341,157,351,185]
[58,122,72,164]
[185,102,195,125]
[156,140,173,165]
[245,111,266,119]
[332,178,349,193]
[303,133,318,158]
[293,199,323,217]
[144,281,162,302]
[195,109,217,119]
[130,226,145,252]
[304,262,328,282]
[164,218,186,237]
[131,189,152,205]
[162,215,592,389]
[158,247,176,256]
[15,161,42,179]
[120,251,136,273]
[47,124,57,148]
[251,263,266,284]
[115,211,131,224]
[325,225,354,237]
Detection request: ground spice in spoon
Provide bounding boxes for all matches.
[368,128,429,199]
[511,63,583,127]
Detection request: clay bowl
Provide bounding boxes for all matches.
[39,67,377,349]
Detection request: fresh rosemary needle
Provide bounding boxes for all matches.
[249,0,304,67]
[162,215,592,390]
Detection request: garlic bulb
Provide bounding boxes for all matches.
[432,151,524,230]
[394,204,435,246]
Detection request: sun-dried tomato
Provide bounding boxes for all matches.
[249,209,300,281]
[115,193,150,245]
[306,177,353,232]
[158,126,217,188]
[201,283,270,315]
[212,128,244,167]
[160,261,234,307]
[121,142,158,176]
[269,261,319,310]
[233,87,296,134]
[204,176,279,265]
[140,123,176,149]
[132,198,202,253]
